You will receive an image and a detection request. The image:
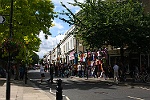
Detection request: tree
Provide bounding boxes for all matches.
[31,52,39,66]
[0,0,56,63]
[60,0,150,63]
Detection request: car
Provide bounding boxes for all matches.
[0,67,6,78]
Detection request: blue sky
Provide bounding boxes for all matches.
[36,0,84,58]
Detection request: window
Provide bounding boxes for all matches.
[70,39,72,49]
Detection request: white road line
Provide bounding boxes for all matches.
[127,96,144,100]
[49,88,56,95]
[49,88,70,100]
[65,96,70,100]
[139,87,150,90]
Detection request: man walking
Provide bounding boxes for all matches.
[113,62,119,84]
[40,63,45,83]
[48,63,54,83]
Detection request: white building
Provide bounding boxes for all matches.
[46,25,76,65]
[59,25,76,64]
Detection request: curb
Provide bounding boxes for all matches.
[28,79,56,100]
[71,76,150,87]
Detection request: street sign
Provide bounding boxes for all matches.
[0,15,6,24]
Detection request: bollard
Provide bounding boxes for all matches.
[56,79,63,100]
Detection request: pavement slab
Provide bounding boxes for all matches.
[0,78,56,100]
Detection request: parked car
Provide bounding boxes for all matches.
[0,67,6,78]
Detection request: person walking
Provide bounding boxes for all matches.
[40,64,45,83]
[94,58,99,78]
[47,63,54,83]
[113,62,119,84]
[77,62,82,77]
[100,64,106,80]
[108,65,113,78]
[19,65,25,80]
[50,64,54,83]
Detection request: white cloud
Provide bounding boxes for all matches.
[36,0,84,59]
[36,32,65,58]
[53,21,64,29]
[52,0,85,9]
[50,20,68,36]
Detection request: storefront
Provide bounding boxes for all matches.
[108,49,150,73]
[140,54,150,68]
[108,49,129,67]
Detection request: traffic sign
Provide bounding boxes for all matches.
[0,15,6,24]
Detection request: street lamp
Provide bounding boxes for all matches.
[86,49,88,80]
[6,0,14,100]
[49,51,51,65]
[25,41,28,84]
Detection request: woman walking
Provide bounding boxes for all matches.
[40,64,45,83]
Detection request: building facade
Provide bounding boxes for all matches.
[44,0,150,71]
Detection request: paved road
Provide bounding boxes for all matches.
[28,70,150,100]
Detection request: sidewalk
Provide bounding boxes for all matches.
[72,76,150,87]
[1,76,149,100]
[0,78,56,100]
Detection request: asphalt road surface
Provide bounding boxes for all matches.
[28,70,150,100]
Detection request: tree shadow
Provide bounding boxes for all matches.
[0,78,6,86]
[30,77,118,92]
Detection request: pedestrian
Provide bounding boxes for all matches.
[108,65,113,78]
[48,63,54,83]
[100,64,106,80]
[113,62,119,84]
[40,63,45,83]
[19,65,25,80]
[44,63,48,72]
[11,64,14,76]
[119,63,126,82]
[82,65,85,77]
[65,67,69,78]
[94,58,99,78]
[77,62,81,77]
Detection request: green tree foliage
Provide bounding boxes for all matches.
[60,0,150,53]
[31,52,39,66]
[0,0,55,62]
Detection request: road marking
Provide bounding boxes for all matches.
[49,88,56,95]
[139,87,150,91]
[65,96,70,100]
[127,96,144,100]
[76,83,86,85]
[105,83,113,86]
[49,88,70,100]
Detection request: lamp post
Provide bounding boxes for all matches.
[25,41,28,84]
[49,51,51,66]
[85,0,90,80]
[86,49,88,80]
[48,51,54,83]
[6,0,13,100]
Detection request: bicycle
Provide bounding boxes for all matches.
[143,71,150,83]
[134,71,150,83]
[134,72,141,82]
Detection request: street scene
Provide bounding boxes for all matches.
[1,0,150,100]
[0,69,150,100]
[29,69,150,100]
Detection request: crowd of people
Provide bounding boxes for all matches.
[40,61,124,82]
[40,60,150,84]
[9,60,149,84]
[10,63,26,80]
